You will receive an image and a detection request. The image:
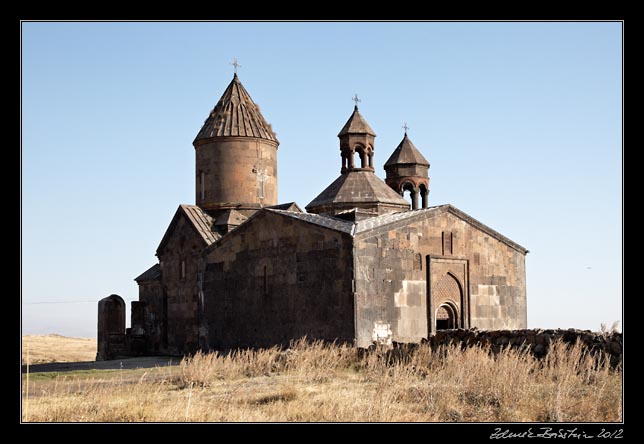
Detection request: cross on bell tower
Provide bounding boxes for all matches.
[352,93,361,109]
[230,57,241,74]
[337,95,376,174]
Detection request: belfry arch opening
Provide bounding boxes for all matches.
[359,150,367,168]
[419,183,428,208]
[352,146,368,169]
[401,182,418,209]
[351,150,359,169]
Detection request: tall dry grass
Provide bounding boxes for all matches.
[22,338,621,422]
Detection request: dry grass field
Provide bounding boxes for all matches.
[22,334,96,365]
[21,338,622,422]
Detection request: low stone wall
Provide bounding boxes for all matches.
[424,328,622,367]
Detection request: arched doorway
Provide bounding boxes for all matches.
[436,303,457,330]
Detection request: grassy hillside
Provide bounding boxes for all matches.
[22,334,96,365]
[21,339,621,422]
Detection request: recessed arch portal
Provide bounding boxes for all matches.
[426,258,470,336]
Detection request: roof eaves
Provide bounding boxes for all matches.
[445,205,529,254]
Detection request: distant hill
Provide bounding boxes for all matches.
[22,334,96,365]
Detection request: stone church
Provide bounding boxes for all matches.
[97,72,528,360]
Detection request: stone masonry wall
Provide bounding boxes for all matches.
[195,138,278,216]
[136,281,166,353]
[158,214,205,354]
[204,210,355,350]
[426,328,622,366]
[354,209,527,348]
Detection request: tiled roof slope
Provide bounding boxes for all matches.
[134,263,161,283]
[384,133,430,167]
[306,171,410,210]
[266,205,528,254]
[181,204,219,244]
[266,209,355,234]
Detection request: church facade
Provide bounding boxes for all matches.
[97,73,528,359]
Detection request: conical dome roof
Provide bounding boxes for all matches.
[337,106,376,137]
[384,133,429,167]
[194,74,278,143]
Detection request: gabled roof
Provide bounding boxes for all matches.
[205,205,528,255]
[353,204,529,254]
[194,74,278,144]
[157,204,220,255]
[338,106,376,137]
[384,133,430,167]
[266,202,303,212]
[204,208,354,253]
[214,209,248,227]
[134,263,161,284]
[306,171,409,211]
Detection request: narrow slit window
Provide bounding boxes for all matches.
[200,172,205,200]
[263,265,268,296]
[442,231,453,255]
[180,260,186,280]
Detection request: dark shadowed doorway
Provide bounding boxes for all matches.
[436,303,457,330]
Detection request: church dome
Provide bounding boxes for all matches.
[194,73,278,143]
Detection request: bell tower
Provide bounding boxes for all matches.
[338,95,376,174]
[384,127,430,209]
[193,69,279,218]
[306,97,409,216]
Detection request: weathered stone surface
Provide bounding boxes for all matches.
[96,294,126,361]
[203,210,355,350]
[353,206,527,347]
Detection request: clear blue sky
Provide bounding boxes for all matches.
[21,22,622,338]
